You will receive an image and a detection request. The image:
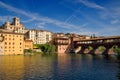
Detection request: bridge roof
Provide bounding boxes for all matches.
[75,36,120,41]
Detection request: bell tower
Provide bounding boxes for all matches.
[13,17,20,26]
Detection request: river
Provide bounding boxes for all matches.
[0,54,119,80]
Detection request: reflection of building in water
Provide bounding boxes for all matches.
[57,54,84,79]
[23,55,54,79]
[57,54,73,75]
[0,56,24,80]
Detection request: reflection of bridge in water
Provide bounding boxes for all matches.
[73,36,120,55]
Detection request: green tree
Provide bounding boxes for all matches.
[98,46,106,52]
[37,43,56,54]
[113,46,120,59]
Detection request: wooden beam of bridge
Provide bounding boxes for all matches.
[74,36,120,41]
[74,36,120,47]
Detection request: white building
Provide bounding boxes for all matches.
[27,29,52,44]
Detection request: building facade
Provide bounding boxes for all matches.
[0,31,24,55]
[54,37,71,53]
[0,17,33,55]
[53,33,71,53]
[27,29,52,44]
[24,39,33,50]
[0,34,4,55]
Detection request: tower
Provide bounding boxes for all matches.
[13,17,20,26]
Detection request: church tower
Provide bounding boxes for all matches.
[13,17,20,26]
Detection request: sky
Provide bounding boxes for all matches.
[0,0,120,36]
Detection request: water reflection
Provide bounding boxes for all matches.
[0,54,118,80]
[23,55,55,80]
[117,62,120,80]
[0,55,24,80]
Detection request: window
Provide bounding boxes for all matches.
[5,42,7,45]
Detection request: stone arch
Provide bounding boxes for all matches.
[102,45,114,55]
[112,45,119,54]
[84,46,93,54]
[88,45,99,54]
[97,46,106,54]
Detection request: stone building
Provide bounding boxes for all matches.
[0,17,25,33]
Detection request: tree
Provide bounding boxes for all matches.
[37,43,56,54]
[113,46,120,59]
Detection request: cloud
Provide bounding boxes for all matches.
[35,22,46,29]
[0,1,38,19]
[0,16,14,22]
[97,25,120,36]
[111,19,119,24]
[0,1,78,30]
[76,0,105,10]
[0,1,96,35]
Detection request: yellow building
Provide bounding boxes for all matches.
[0,17,34,55]
[0,33,4,55]
[24,39,33,50]
[0,31,24,55]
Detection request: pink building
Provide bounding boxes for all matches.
[54,37,71,54]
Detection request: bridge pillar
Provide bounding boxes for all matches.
[78,46,87,54]
[88,46,98,54]
[102,46,113,55]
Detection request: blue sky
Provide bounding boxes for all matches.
[0,0,120,36]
